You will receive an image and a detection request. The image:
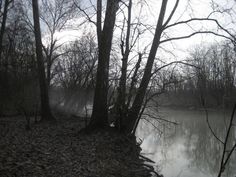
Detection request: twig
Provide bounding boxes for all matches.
[139,154,155,163]
[203,107,224,144]
[142,118,163,135]
[143,112,178,125]
[218,103,236,177]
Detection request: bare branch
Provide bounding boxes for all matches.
[204,107,224,144]
[73,0,97,26]
[142,118,163,134]
[160,31,234,44]
[218,103,236,176]
[151,60,200,77]
[164,18,236,42]
[143,113,178,125]
[163,0,179,27]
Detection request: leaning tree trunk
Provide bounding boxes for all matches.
[32,0,55,121]
[89,0,119,129]
[125,0,168,133]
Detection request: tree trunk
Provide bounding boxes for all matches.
[126,53,143,109]
[115,0,132,129]
[32,0,55,121]
[125,0,168,133]
[0,0,11,112]
[89,0,119,129]
[0,0,10,64]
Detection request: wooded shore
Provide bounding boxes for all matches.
[0,115,161,177]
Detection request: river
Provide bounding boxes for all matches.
[136,107,236,177]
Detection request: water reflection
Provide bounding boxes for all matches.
[136,108,236,177]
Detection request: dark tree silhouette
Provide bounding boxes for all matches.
[115,0,132,129]
[32,0,55,121]
[88,0,120,129]
[125,0,169,133]
[0,0,12,62]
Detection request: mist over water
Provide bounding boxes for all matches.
[50,88,94,117]
[137,108,236,177]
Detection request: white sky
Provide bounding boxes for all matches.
[46,0,236,61]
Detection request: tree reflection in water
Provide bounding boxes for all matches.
[136,108,236,177]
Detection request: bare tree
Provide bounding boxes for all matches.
[0,0,13,114]
[125,0,169,133]
[40,0,77,86]
[114,0,132,129]
[123,0,236,133]
[32,0,55,121]
[0,0,13,64]
[0,1,38,116]
[88,0,120,129]
[71,0,235,133]
[52,34,97,115]
[184,42,236,107]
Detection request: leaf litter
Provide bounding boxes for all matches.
[0,116,159,177]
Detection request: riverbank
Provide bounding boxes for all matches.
[0,115,160,177]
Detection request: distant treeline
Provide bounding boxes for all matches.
[159,42,236,108]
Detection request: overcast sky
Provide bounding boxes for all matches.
[47,0,236,61]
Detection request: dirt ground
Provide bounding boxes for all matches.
[0,115,159,177]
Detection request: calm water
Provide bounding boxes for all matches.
[136,108,236,177]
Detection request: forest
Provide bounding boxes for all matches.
[0,0,236,177]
